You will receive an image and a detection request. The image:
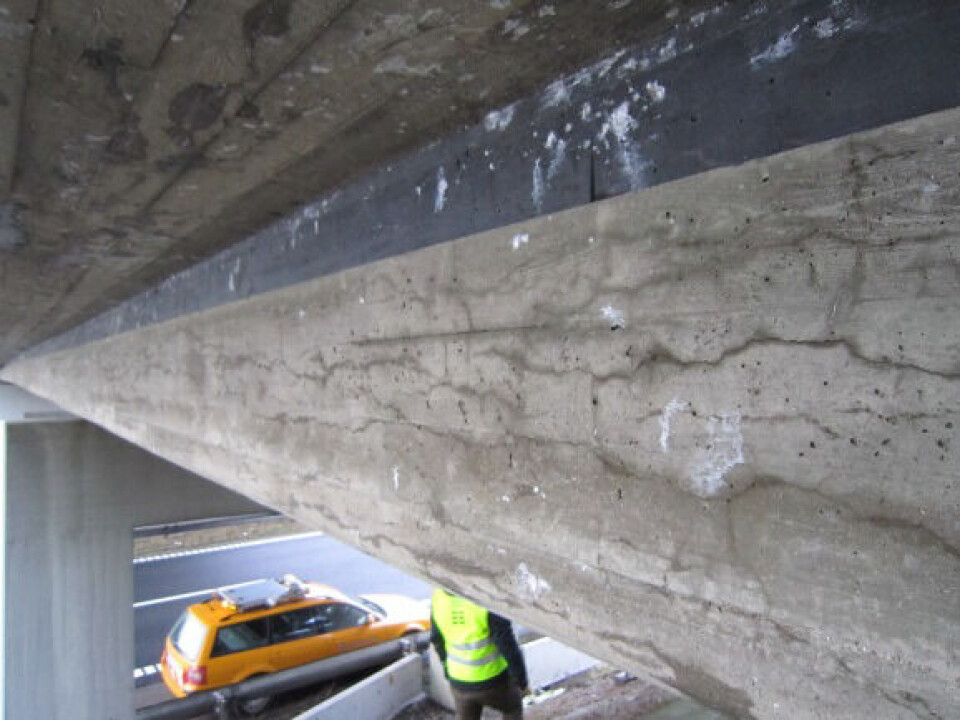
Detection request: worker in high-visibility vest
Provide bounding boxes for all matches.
[431,588,529,720]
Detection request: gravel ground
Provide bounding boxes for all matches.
[393,666,676,720]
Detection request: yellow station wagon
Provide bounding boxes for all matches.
[160,574,429,714]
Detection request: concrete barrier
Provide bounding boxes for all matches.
[293,654,424,720]
[307,637,601,720]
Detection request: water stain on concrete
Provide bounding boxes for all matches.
[80,37,126,94]
[167,83,229,138]
[243,0,293,53]
[0,202,26,251]
[106,115,147,162]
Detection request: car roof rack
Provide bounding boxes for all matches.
[216,574,307,613]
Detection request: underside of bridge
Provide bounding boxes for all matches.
[2,1,959,718]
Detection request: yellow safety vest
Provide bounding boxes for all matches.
[432,590,508,684]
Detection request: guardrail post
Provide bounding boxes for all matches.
[213,691,233,720]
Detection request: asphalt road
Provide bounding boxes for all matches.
[134,533,431,672]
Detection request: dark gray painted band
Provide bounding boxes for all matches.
[26,0,960,359]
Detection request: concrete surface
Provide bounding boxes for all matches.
[2,420,264,720]
[5,106,959,718]
[1,0,736,365]
[4,2,960,368]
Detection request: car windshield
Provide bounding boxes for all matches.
[169,610,208,662]
[353,596,385,617]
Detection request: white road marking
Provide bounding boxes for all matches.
[134,579,262,609]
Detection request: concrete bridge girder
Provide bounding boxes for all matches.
[1,0,715,364]
[4,107,959,719]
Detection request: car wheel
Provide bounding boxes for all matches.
[235,691,272,716]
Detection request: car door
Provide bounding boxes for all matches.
[268,605,336,671]
[316,601,380,655]
[207,616,271,687]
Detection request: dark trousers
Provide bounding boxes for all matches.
[450,676,523,720]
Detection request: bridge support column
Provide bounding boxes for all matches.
[1,391,265,720]
[4,420,139,720]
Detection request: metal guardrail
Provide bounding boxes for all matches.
[136,632,430,720]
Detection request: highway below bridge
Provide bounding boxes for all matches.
[133,532,430,679]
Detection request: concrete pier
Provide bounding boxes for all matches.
[2,416,262,720]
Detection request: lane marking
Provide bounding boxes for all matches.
[134,579,261,609]
[134,531,324,565]
[134,664,161,679]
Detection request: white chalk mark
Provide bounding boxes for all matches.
[434,167,448,213]
[228,258,241,292]
[484,103,516,132]
[546,134,567,182]
[657,36,678,63]
[813,17,838,38]
[532,158,545,211]
[750,25,800,67]
[598,102,647,191]
[659,398,690,452]
[374,56,440,76]
[503,18,530,39]
[645,80,666,103]
[512,233,530,250]
[689,414,744,497]
[542,78,571,108]
[515,563,552,600]
[601,305,626,330]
